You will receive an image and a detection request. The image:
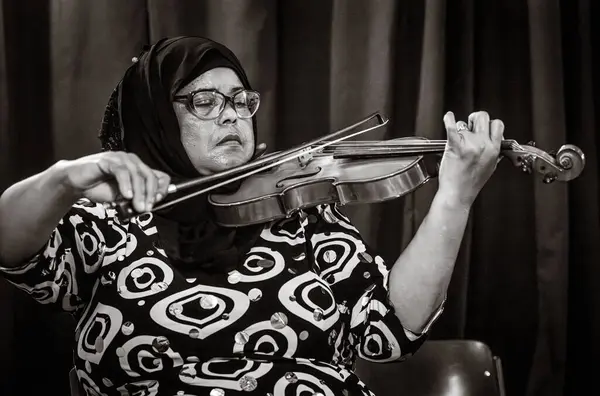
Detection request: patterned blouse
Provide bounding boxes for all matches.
[0,199,443,396]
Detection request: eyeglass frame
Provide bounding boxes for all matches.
[172,88,261,120]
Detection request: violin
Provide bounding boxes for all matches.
[107,112,586,226]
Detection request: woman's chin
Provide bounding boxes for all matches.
[212,153,252,172]
[195,146,254,175]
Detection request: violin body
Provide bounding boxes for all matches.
[208,136,586,227]
[209,139,439,227]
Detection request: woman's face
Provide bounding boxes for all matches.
[173,67,255,175]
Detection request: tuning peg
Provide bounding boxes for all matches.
[527,141,536,147]
[543,174,557,184]
[520,156,533,174]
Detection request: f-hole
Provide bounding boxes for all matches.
[276,167,322,188]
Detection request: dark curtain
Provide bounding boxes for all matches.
[0,1,598,395]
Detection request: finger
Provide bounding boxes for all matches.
[470,111,490,137]
[118,154,146,213]
[133,157,158,211]
[443,111,462,146]
[98,159,133,201]
[490,119,505,150]
[153,170,171,202]
[467,112,476,130]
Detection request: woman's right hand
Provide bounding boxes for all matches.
[57,152,171,213]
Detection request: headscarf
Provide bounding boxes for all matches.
[98,36,263,275]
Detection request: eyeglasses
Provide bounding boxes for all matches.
[173,89,260,120]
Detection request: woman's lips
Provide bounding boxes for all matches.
[218,134,242,145]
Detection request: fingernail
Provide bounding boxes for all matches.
[147,203,153,211]
[156,193,163,201]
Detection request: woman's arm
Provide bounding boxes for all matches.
[387,110,504,333]
[0,152,170,267]
[388,189,470,332]
[0,162,78,266]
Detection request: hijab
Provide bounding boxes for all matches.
[98,36,263,275]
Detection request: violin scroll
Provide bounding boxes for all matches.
[502,141,585,183]
[556,144,585,172]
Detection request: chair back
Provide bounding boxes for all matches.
[354,339,506,396]
[69,367,83,396]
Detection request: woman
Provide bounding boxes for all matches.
[0,37,503,395]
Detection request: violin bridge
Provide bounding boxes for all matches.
[297,149,314,168]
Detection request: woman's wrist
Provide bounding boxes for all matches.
[434,185,475,213]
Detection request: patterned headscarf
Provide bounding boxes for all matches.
[98,36,263,275]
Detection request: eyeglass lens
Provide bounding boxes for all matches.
[191,90,259,119]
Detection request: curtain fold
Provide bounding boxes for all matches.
[562,1,600,395]
[0,0,9,188]
[1,1,598,395]
[328,0,397,240]
[51,0,149,159]
[0,3,14,392]
[526,1,569,394]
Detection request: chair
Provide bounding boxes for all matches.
[354,339,506,396]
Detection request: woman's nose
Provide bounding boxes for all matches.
[217,100,238,125]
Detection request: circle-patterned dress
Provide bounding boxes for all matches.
[0,199,442,396]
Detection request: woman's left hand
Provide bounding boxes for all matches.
[437,110,505,207]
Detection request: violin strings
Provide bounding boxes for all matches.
[318,139,516,159]
[320,139,515,151]
[318,140,449,146]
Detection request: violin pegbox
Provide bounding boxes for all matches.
[501,140,586,183]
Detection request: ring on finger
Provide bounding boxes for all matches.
[456,121,469,132]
